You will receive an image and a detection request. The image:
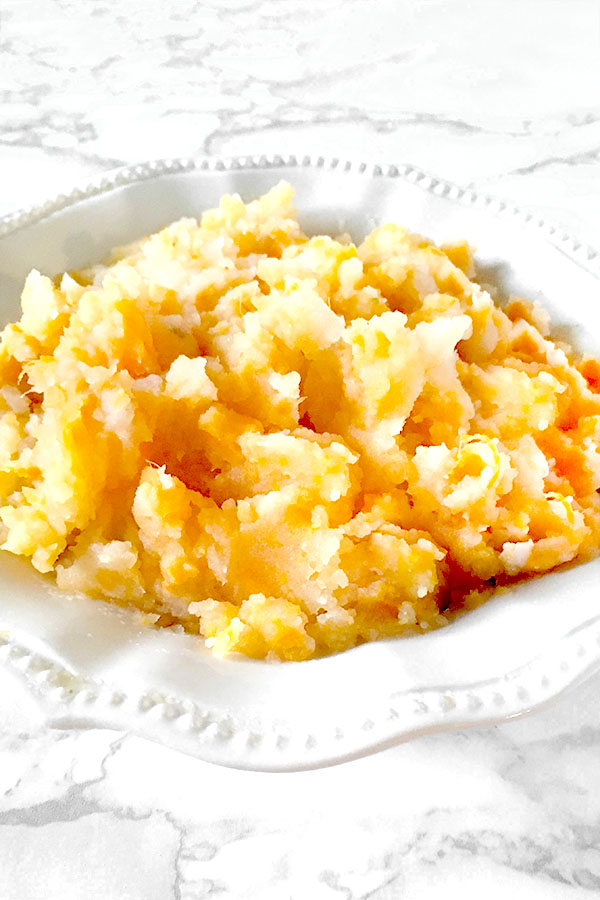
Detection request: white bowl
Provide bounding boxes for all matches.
[1,155,599,771]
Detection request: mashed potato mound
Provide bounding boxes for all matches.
[1,181,600,660]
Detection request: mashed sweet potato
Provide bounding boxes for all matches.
[1,182,599,660]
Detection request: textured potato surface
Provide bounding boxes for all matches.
[1,182,599,660]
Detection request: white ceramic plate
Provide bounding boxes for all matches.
[1,155,600,771]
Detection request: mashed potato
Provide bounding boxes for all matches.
[1,182,600,660]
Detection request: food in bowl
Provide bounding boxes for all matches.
[0,182,599,661]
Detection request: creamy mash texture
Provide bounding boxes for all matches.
[1,182,600,660]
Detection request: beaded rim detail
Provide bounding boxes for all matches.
[1,154,598,279]
[0,154,599,770]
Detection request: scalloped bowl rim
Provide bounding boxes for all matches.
[0,153,599,771]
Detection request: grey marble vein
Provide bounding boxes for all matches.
[0,0,600,897]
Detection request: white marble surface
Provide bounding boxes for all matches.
[1,0,600,896]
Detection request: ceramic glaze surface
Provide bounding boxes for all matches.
[1,0,599,896]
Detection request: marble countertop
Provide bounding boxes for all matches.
[1,0,600,896]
